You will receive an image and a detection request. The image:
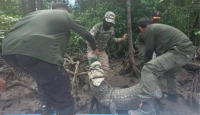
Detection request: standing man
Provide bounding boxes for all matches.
[2,3,97,115]
[129,17,195,115]
[87,11,127,78]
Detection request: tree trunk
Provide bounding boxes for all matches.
[93,0,97,10]
[126,0,141,78]
[37,0,43,10]
[28,0,36,13]
[189,14,199,42]
[21,0,28,16]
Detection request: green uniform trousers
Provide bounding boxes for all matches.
[136,41,178,95]
[139,52,193,101]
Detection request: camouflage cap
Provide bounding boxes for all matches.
[104,11,115,24]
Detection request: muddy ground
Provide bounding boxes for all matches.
[0,58,199,115]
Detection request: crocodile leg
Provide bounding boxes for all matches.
[110,102,117,114]
[89,96,98,113]
[97,102,111,114]
[100,99,117,114]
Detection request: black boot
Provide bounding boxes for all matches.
[55,105,75,115]
[168,93,178,102]
[38,91,54,115]
[41,104,54,115]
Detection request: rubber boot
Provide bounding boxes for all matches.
[41,104,54,115]
[55,104,75,115]
[39,91,54,115]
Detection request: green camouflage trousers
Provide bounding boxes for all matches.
[87,48,109,77]
[139,52,193,101]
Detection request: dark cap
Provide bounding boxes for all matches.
[152,11,161,19]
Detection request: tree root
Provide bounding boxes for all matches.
[6,81,38,94]
[71,61,80,91]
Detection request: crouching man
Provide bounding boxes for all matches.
[129,17,195,115]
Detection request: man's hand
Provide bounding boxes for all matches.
[93,49,99,55]
[121,33,127,41]
[0,78,6,92]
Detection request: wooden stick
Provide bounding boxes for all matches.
[72,61,80,91]
[104,80,112,88]
[0,56,20,81]
[65,68,88,76]
[6,81,38,94]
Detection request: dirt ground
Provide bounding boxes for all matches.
[0,58,200,115]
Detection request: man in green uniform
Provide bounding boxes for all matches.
[87,11,127,78]
[129,17,195,115]
[135,11,179,101]
[2,3,97,115]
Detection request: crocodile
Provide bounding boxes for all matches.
[88,61,162,114]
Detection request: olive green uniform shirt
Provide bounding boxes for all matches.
[2,10,96,66]
[144,24,195,63]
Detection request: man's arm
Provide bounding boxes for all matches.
[135,34,145,48]
[68,15,97,51]
[111,28,127,42]
[90,24,100,37]
[143,28,155,63]
[135,34,146,59]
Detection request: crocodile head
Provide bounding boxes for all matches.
[91,80,111,100]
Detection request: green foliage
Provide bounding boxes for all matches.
[195,31,200,36]
[68,32,87,50]
[0,0,22,33]
[67,9,101,49]
[0,13,19,31]
[0,0,200,52]
[68,0,128,51]
[0,13,19,49]
[0,0,23,16]
[67,0,200,51]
